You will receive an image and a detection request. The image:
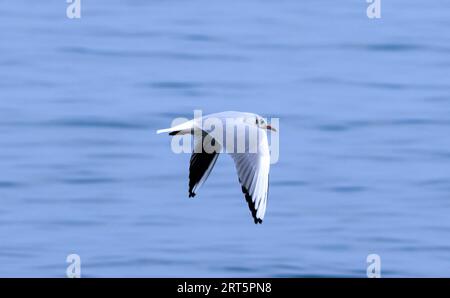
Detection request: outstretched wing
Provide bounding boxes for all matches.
[230,128,270,224]
[188,132,221,198]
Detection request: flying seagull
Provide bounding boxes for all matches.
[157,111,276,224]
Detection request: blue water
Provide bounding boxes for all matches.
[1,0,450,277]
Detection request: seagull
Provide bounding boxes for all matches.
[157,111,276,224]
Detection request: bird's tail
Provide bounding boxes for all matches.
[156,127,175,134]
[156,120,195,135]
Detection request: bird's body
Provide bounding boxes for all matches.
[157,111,276,224]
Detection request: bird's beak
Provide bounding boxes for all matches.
[265,125,277,132]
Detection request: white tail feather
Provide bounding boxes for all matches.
[156,119,195,135]
[156,128,173,134]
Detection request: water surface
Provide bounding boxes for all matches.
[1,0,450,277]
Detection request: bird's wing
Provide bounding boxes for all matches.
[188,131,221,198]
[230,127,270,224]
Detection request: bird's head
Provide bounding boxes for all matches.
[250,115,276,132]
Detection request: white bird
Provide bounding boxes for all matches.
[157,111,276,224]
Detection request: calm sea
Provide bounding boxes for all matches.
[1,0,450,277]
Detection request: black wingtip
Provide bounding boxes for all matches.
[241,185,264,224]
[254,218,263,224]
[169,130,181,136]
[189,191,196,198]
